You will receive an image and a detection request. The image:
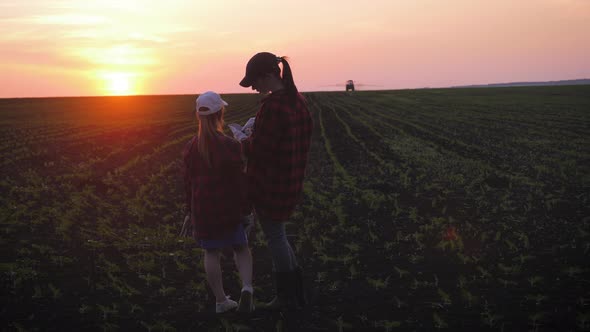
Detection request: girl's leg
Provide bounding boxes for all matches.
[233,244,253,291]
[203,249,226,302]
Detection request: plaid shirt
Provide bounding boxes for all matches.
[241,90,313,222]
[183,134,247,240]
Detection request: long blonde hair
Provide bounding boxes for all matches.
[197,107,225,168]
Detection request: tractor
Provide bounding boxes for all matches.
[346,80,355,92]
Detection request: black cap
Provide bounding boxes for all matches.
[239,52,280,87]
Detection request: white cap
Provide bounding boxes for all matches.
[196,91,228,115]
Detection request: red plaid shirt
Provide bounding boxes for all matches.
[241,90,313,222]
[183,134,247,240]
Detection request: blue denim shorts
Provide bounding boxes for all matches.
[198,223,248,250]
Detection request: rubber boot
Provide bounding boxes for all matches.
[237,290,254,313]
[294,267,307,307]
[261,271,297,311]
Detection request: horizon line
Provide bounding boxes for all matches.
[1,78,589,100]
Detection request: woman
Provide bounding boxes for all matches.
[238,52,313,309]
[182,91,254,313]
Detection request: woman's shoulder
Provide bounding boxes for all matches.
[262,90,306,107]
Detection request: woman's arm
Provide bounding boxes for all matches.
[241,103,283,161]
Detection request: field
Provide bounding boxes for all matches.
[1,86,589,331]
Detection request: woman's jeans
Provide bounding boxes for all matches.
[260,221,298,272]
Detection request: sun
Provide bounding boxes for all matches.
[104,72,133,95]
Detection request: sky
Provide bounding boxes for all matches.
[0,0,589,98]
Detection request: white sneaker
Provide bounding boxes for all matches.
[216,297,238,313]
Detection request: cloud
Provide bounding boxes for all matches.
[0,42,92,71]
[1,13,110,25]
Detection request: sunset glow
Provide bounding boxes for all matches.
[1,0,589,98]
[103,72,133,96]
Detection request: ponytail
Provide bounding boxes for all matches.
[277,56,299,100]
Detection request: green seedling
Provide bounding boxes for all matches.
[338,253,357,264]
[139,273,161,287]
[514,254,535,264]
[480,231,489,243]
[481,309,502,327]
[394,296,406,309]
[174,259,189,272]
[497,263,521,275]
[494,231,502,241]
[317,253,336,264]
[367,275,390,290]
[457,253,471,265]
[348,264,358,280]
[461,288,477,308]
[32,285,42,299]
[394,266,409,279]
[527,276,543,287]
[48,283,61,300]
[517,232,530,249]
[497,278,517,288]
[525,294,547,306]
[409,207,418,223]
[329,280,340,291]
[394,231,403,243]
[130,304,143,314]
[159,285,176,297]
[504,239,517,252]
[315,271,326,283]
[578,312,590,330]
[529,311,545,331]
[476,266,491,280]
[433,312,448,329]
[368,230,378,243]
[409,254,423,264]
[457,275,467,289]
[344,243,360,252]
[384,241,397,251]
[374,320,401,332]
[335,316,353,332]
[564,266,583,277]
[438,288,452,306]
[100,322,119,332]
[97,303,118,321]
[79,304,92,314]
[357,313,369,325]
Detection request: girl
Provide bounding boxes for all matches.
[182,91,254,313]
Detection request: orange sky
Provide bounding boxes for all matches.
[1,0,589,98]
